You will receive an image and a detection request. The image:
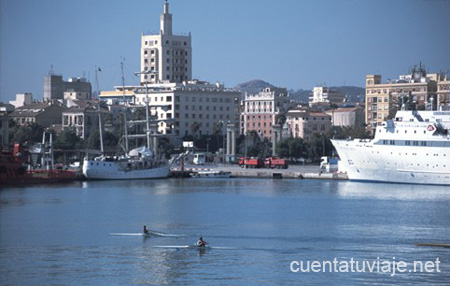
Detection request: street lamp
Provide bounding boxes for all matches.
[219,120,231,164]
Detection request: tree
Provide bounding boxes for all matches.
[306,133,333,161]
[333,125,371,140]
[158,138,175,159]
[54,127,82,150]
[10,122,44,145]
[276,137,307,160]
[275,114,286,125]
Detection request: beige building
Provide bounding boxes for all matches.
[437,78,450,109]
[9,102,67,128]
[100,80,241,142]
[285,109,332,140]
[140,1,192,84]
[365,65,443,127]
[62,106,103,140]
[309,86,345,108]
[241,87,292,138]
[325,105,365,127]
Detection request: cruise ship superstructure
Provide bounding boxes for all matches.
[331,110,450,185]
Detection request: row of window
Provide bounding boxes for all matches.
[184,113,230,120]
[288,117,331,121]
[184,96,232,103]
[185,105,230,111]
[246,115,273,120]
[382,140,427,146]
[144,40,188,47]
[246,109,274,113]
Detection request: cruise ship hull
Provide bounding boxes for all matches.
[331,139,450,186]
[82,159,170,180]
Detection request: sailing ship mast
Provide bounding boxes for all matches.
[95,65,104,153]
[121,59,129,152]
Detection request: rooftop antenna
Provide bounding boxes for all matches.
[49,65,54,75]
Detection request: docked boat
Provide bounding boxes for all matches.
[331,109,450,185]
[83,147,169,180]
[1,137,77,185]
[191,170,231,178]
[82,63,170,180]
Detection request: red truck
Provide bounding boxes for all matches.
[264,157,289,169]
[239,157,264,168]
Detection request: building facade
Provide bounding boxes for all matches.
[309,86,345,108]
[365,65,443,127]
[241,87,292,138]
[285,109,332,140]
[9,93,33,108]
[140,1,192,84]
[437,78,450,109]
[9,102,67,128]
[100,80,241,142]
[325,106,365,127]
[62,107,100,140]
[44,75,92,101]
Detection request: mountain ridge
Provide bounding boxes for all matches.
[234,79,365,103]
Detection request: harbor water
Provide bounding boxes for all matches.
[1,178,450,285]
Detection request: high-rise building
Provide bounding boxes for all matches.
[140,1,192,84]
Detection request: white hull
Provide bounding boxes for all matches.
[332,140,450,185]
[82,159,169,180]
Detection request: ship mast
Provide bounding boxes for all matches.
[95,66,104,153]
[121,59,129,152]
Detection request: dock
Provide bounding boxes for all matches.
[170,164,348,180]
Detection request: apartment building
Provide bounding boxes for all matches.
[44,75,92,101]
[285,109,332,140]
[100,80,241,142]
[9,101,67,128]
[365,65,442,127]
[62,107,98,140]
[325,105,365,127]
[437,78,450,109]
[241,87,292,138]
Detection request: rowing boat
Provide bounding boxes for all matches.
[110,231,186,238]
[153,245,235,250]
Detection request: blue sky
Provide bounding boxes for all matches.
[1,0,449,102]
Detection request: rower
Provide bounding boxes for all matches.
[143,225,149,234]
[197,237,207,247]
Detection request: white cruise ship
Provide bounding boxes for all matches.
[331,110,450,185]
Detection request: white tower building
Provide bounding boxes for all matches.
[140,0,192,84]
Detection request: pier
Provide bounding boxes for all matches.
[170,164,348,180]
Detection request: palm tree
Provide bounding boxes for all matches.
[190,121,200,139]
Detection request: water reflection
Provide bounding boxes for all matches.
[337,181,450,201]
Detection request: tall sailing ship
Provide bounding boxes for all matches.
[331,108,450,185]
[82,64,170,180]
